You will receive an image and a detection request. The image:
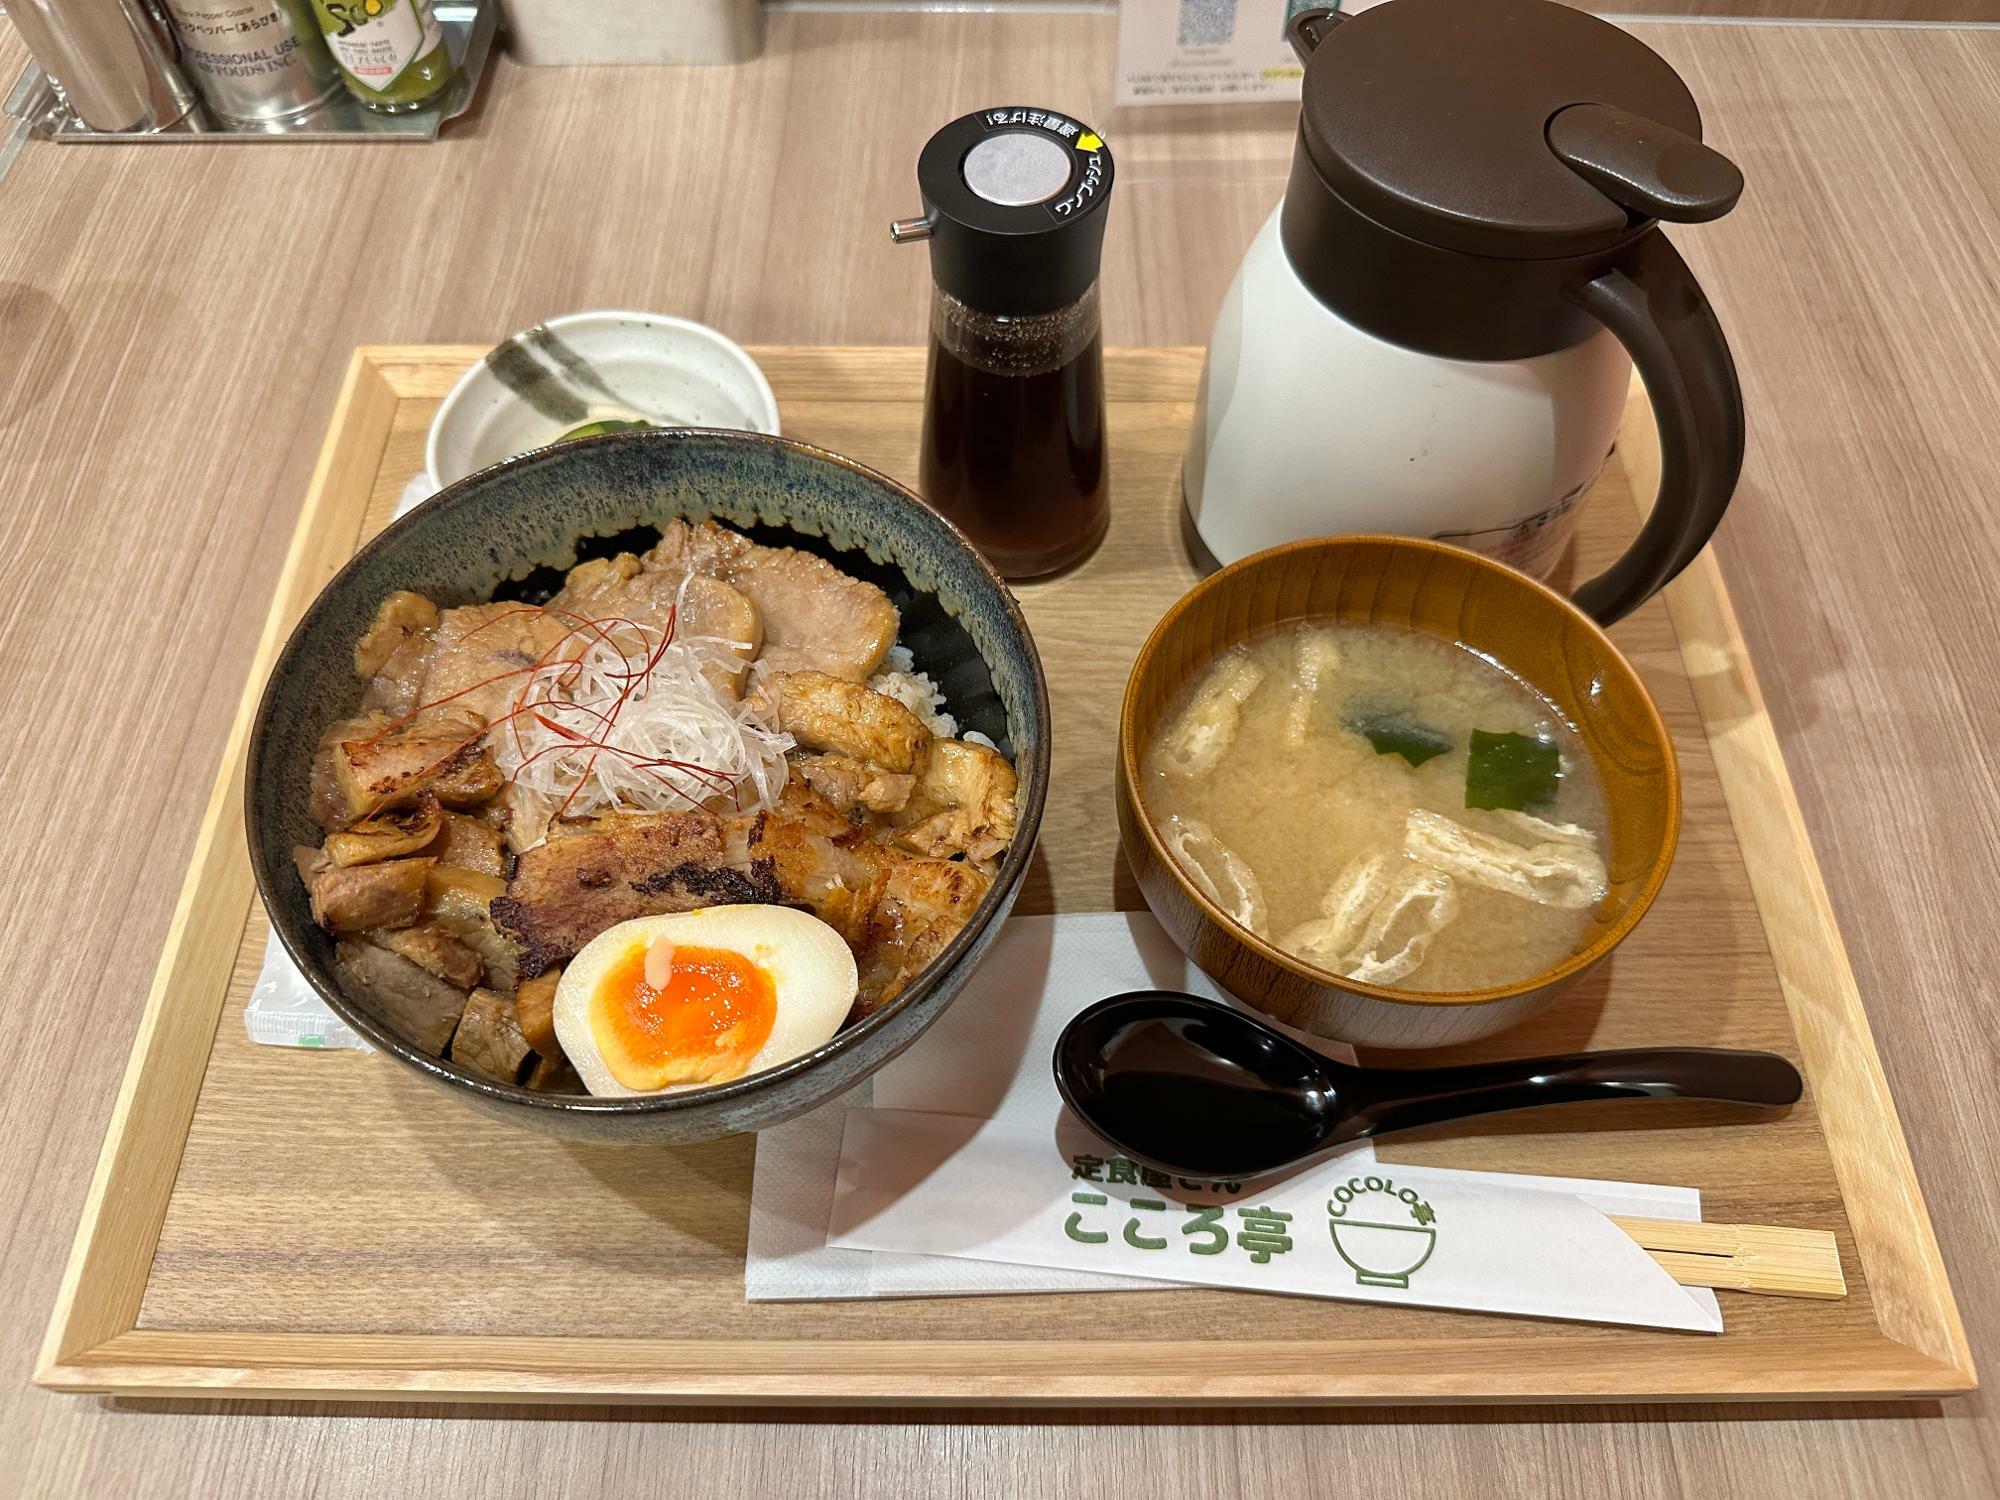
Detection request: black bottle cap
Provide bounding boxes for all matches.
[901,106,1114,317]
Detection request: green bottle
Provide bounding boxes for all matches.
[310,0,454,113]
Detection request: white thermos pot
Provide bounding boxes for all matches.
[1185,0,1747,625]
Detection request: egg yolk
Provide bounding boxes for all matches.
[589,942,778,1090]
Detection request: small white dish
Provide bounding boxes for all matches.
[426,310,781,488]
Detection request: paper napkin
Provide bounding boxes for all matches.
[746,910,1375,1299]
[760,910,1719,1331]
[826,1107,1722,1332]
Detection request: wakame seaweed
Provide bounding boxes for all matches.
[1464,729,1561,811]
[1343,710,1454,769]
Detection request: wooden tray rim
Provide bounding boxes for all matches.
[34,345,1976,1405]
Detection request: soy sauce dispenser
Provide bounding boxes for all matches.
[892,107,1116,579]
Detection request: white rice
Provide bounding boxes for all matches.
[869,645,959,738]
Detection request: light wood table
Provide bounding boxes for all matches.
[1,12,1995,1497]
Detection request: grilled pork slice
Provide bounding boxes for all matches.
[324,794,443,868]
[451,988,535,1084]
[644,519,898,681]
[332,938,468,1056]
[526,1053,584,1092]
[356,592,443,716]
[310,715,375,830]
[354,590,440,680]
[550,553,763,696]
[486,781,994,1006]
[644,516,753,574]
[548,552,649,619]
[361,599,582,724]
[879,842,990,925]
[310,856,435,933]
[892,738,1019,865]
[852,907,955,1020]
[680,575,762,653]
[728,785,991,1012]
[491,810,776,978]
[294,843,331,888]
[728,791,889,949]
[424,866,517,992]
[370,920,484,990]
[849,842,993,1018]
[773,671,932,775]
[410,602,593,727]
[513,968,562,1058]
[315,712,504,826]
[790,751,918,816]
[429,810,507,876]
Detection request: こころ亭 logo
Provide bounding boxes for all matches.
[1327,1175,1438,1289]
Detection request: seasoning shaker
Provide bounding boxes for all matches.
[892,107,1117,580]
[5,0,199,132]
[159,0,340,123]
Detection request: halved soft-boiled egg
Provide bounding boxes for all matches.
[553,906,858,1097]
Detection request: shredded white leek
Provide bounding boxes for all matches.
[492,594,791,850]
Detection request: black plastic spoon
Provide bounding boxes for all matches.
[1052,991,1803,1183]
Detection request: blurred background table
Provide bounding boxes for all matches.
[1,9,1994,1496]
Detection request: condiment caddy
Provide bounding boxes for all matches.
[2,0,494,144]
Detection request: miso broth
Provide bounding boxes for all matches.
[1142,621,1611,992]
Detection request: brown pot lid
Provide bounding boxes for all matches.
[1300,0,1706,259]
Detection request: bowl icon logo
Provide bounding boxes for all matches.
[1327,1175,1438,1289]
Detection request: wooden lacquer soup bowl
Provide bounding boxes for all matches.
[1117,536,1680,1049]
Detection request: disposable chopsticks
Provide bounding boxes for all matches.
[1610,1215,1846,1299]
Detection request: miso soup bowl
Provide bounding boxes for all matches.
[1116,536,1680,1050]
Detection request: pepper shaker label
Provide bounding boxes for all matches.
[162,0,340,121]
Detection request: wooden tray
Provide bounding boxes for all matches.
[36,347,1975,1406]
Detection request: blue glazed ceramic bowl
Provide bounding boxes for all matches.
[246,428,1049,1142]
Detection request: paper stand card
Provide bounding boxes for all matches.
[1115,0,1387,106]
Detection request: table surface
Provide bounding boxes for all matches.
[2,11,1995,1497]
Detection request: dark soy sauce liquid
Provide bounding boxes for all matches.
[919,311,1108,580]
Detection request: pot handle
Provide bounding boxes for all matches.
[1550,105,1746,625]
